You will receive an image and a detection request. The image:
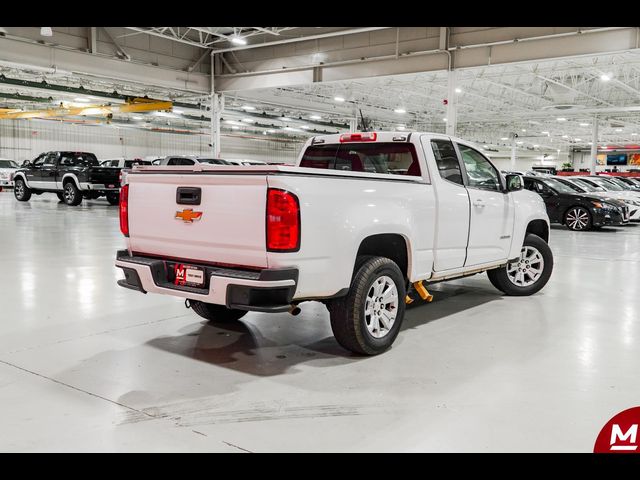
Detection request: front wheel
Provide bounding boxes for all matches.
[487,233,553,296]
[106,192,120,206]
[564,206,591,231]
[14,178,31,202]
[328,256,406,355]
[63,182,82,206]
[189,300,248,323]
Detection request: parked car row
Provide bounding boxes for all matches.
[520,174,640,231]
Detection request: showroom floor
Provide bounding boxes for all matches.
[1,191,638,452]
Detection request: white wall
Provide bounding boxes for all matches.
[0,119,305,164]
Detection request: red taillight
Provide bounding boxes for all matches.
[119,184,129,237]
[266,188,300,252]
[339,132,377,143]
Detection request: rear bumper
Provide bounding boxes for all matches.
[80,182,120,191]
[115,250,298,313]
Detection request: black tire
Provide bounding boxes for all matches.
[190,300,248,323]
[62,181,82,206]
[564,206,591,231]
[328,256,406,356]
[106,192,120,206]
[13,178,31,202]
[487,233,553,296]
[56,192,65,202]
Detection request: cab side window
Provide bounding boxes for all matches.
[44,153,57,166]
[457,144,502,191]
[33,154,47,167]
[430,139,463,185]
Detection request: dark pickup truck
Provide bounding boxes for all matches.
[13,151,121,206]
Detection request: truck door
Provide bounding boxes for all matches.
[25,153,47,186]
[41,152,59,189]
[423,137,471,271]
[456,143,515,266]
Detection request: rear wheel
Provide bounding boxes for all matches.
[14,178,31,202]
[328,256,406,355]
[63,181,82,206]
[189,300,248,323]
[106,192,120,205]
[564,206,591,231]
[487,233,553,296]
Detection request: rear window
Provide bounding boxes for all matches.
[60,152,98,167]
[300,142,422,177]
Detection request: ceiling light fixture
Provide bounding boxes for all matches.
[74,97,90,103]
[230,36,247,46]
[394,108,406,114]
[579,122,589,127]
[242,118,255,123]
[301,125,310,129]
[574,138,582,142]
[398,126,405,130]
[241,105,255,110]
[541,131,550,135]
[557,117,567,122]
[172,109,184,114]
[310,115,322,120]
[632,133,638,136]
[334,96,345,102]
[521,129,526,132]
[40,27,53,37]
[454,87,462,93]
[600,73,611,82]
[616,128,623,132]
[562,135,569,138]
[443,118,447,122]
[500,137,508,140]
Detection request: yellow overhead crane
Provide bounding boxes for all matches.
[0,97,173,120]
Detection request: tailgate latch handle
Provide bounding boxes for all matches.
[176,187,201,205]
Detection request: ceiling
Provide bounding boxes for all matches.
[3,27,640,161]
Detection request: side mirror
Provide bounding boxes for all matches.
[505,174,523,192]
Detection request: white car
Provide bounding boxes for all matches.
[564,176,640,221]
[155,155,232,166]
[101,159,153,168]
[0,159,18,187]
[115,131,552,355]
[226,159,268,166]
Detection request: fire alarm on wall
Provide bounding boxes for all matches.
[443,99,448,105]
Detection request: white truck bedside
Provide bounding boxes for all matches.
[115,132,553,355]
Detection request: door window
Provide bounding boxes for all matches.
[430,139,463,185]
[32,154,47,167]
[458,144,501,191]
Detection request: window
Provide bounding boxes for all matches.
[0,160,17,168]
[167,157,195,166]
[300,143,421,177]
[59,152,98,167]
[458,144,501,191]
[43,153,57,166]
[33,154,47,167]
[430,139,463,185]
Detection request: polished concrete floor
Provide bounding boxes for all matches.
[1,191,638,452]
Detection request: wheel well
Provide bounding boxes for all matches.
[62,176,76,186]
[526,219,549,243]
[356,234,409,279]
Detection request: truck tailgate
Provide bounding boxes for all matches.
[127,172,268,268]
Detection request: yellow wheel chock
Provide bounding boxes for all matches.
[407,280,433,304]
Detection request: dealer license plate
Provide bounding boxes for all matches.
[174,264,205,288]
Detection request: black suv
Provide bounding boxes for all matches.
[13,151,120,206]
[523,176,628,231]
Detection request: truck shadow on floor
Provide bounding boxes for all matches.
[145,282,502,377]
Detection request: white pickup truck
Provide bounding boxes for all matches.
[115,132,553,355]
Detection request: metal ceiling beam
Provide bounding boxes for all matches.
[211,27,391,54]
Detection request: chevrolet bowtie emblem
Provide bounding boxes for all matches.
[175,209,203,223]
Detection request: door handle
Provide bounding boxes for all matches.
[473,199,486,208]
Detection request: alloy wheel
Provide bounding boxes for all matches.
[364,275,399,339]
[507,246,545,287]
[64,185,75,203]
[15,181,24,198]
[566,207,589,230]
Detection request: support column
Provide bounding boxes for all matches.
[446,70,457,136]
[210,53,222,157]
[88,27,97,54]
[511,137,517,169]
[349,104,358,132]
[590,117,599,174]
